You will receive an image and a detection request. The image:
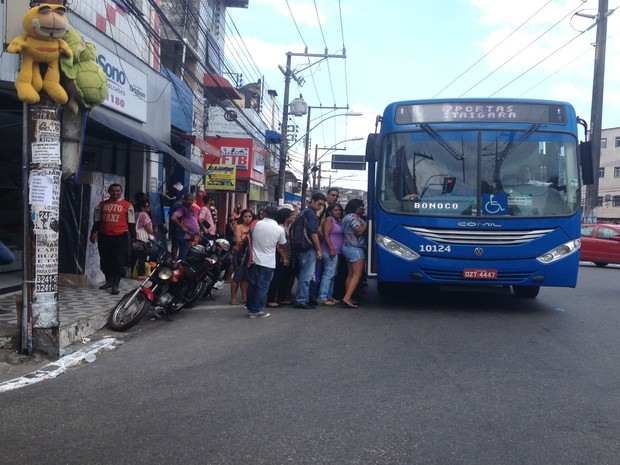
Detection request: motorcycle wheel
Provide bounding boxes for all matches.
[168,293,187,314]
[108,288,151,331]
[201,275,217,300]
[183,280,206,308]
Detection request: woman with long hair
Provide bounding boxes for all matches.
[230,209,255,305]
[317,203,344,305]
[341,199,368,308]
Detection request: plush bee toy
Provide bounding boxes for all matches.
[7,3,73,104]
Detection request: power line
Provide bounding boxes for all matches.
[459,0,589,97]
[433,0,554,98]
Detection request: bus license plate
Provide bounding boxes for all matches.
[463,268,498,279]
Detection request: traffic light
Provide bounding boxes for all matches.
[442,176,456,194]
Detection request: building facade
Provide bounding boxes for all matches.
[596,127,620,222]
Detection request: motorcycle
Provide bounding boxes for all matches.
[196,237,231,301]
[108,241,191,331]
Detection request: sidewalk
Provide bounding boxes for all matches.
[0,278,138,351]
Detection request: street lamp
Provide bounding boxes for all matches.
[313,137,364,190]
[301,110,363,201]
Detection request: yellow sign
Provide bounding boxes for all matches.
[205,164,236,191]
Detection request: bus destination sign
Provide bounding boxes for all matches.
[395,102,566,125]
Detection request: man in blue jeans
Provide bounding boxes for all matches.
[246,207,288,318]
[295,192,326,309]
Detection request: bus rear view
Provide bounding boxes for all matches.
[366,99,593,298]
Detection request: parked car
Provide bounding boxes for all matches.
[580,223,620,267]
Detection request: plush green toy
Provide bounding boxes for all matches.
[60,29,107,115]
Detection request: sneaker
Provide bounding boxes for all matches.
[294,303,316,309]
[248,311,271,319]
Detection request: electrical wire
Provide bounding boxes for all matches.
[459,0,590,97]
[433,0,554,98]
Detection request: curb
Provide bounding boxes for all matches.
[0,337,121,393]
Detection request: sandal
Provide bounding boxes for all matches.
[318,300,336,306]
[341,300,359,309]
[230,300,239,305]
[266,302,280,308]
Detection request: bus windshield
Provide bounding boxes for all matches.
[379,127,580,218]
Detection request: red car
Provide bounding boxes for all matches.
[580,223,620,267]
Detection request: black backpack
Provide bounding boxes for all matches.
[290,211,314,252]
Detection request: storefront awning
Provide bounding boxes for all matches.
[89,109,207,175]
[265,130,282,144]
[203,74,243,100]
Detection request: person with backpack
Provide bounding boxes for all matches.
[292,192,326,309]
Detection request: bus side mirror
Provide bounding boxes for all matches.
[365,134,381,162]
[580,140,594,185]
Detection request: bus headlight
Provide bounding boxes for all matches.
[376,234,420,261]
[536,239,580,264]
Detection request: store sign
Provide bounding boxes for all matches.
[205,165,236,191]
[89,38,148,122]
[221,146,249,170]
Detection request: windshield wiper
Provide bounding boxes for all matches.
[420,123,465,161]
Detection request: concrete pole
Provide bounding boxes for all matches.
[301,106,312,201]
[22,96,63,357]
[276,53,292,205]
[585,0,608,218]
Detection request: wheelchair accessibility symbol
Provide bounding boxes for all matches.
[482,193,508,215]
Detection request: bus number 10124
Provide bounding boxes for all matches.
[419,244,452,253]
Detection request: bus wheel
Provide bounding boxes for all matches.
[594,262,609,268]
[512,285,540,299]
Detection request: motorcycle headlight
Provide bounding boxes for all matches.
[376,234,419,261]
[158,267,173,280]
[537,239,580,264]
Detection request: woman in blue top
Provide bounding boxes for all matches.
[341,199,368,308]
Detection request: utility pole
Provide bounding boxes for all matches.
[276,49,346,205]
[584,0,608,218]
[302,105,351,199]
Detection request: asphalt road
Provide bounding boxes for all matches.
[1,264,619,465]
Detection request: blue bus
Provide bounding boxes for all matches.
[365,99,593,298]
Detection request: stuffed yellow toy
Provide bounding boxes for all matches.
[7,4,73,104]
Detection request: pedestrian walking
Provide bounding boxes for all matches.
[317,203,344,306]
[90,183,136,295]
[246,206,288,318]
[294,192,326,309]
[341,198,368,308]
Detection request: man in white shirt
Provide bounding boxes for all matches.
[246,207,288,318]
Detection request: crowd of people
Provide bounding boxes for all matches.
[91,183,368,318]
[227,187,368,318]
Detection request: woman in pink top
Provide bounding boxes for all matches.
[317,203,344,305]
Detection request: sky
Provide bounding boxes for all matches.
[226,0,620,190]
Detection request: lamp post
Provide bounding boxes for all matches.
[313,137,364,190]
[301,110,362,202]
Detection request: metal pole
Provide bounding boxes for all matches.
[276,53,292,205]
[586,0,608,218]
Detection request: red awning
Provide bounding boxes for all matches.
[203,74,242,100]
[172,129,221,158]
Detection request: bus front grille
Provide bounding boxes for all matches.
[406,226,555,245]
